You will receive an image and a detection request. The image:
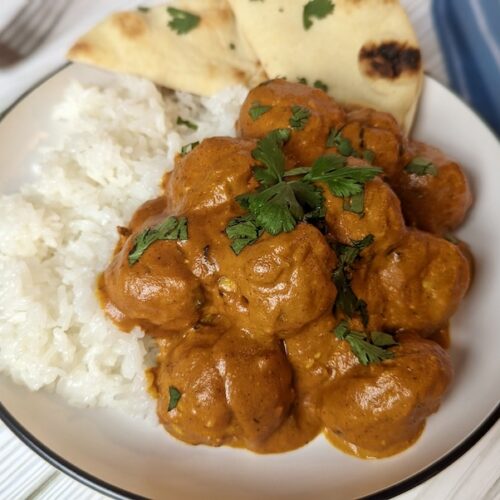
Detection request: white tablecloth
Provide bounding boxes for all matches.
[0,1,498,499]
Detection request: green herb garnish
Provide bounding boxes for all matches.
[332,235,374,321]
[137,6,150,12]
[167,7,200,35]
[249,101,272,121]
[180,141,199,156]
[343,190,365,214]
[176,116,198,130]
[297,77,308,84]
[304,154,382,197]
[303,0,335,30]
[128,216,187,265]
[334,320,397,365]
[251,128,291,187]
[326,128,354,156]
[313,80,328,92]
[229,42,236,50]
[167,386,182,411]
[362,150,375,164]
[225,215,263,255]
[289,105,311,130]
[405,157,438,176]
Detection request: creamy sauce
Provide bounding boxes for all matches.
[96,79,471,458]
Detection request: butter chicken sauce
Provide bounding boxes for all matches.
[99,79,471,458]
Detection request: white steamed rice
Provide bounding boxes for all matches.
[0,75,247,421]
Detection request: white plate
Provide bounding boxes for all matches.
[0,64,499,500]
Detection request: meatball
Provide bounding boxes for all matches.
[163,137,258,213]
[156,327,232,446]
[320,332,453,457]
[391,141,473,234]
[212,223,337,336]
[213,331,294,448]
[322,175,406,254]
[157,328,294,450]
[103,229,203,332]
[341,108,405,179]
[237,79,346,166]
[351,230,471,333]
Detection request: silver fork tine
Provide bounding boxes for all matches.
[0,1,46,44]
[15,0,68,54]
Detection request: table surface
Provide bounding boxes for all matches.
[0,1,499,499]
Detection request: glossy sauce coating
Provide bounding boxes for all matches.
[99,80,472,458]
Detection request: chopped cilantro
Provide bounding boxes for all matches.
[289,105,311,130]
[167,7,200,35]
[334,320,397,365]
[168,386,182,411]
[313,80,328,92]
[248,101,272,121]
[405,157,438,176]
[180,141,199,156]
[303,0,335,30]
[176,116,198,130]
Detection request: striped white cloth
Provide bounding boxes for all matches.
[0,1,498,499]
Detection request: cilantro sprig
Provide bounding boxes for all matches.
[332,234,374,323]
[167,7,200,35]
[303,0,335,30]
[405,157,438,176]
[304,155,382,197]
[334,320,397,365]
[225,215,263,255]
[128,216,187,265]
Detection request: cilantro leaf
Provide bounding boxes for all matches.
[249,101,272,121]
[290,180,325,219]
[289,105,311,130]
[326,128,355,156]
[334,320,396,365]
[405,157,438,176]
[246,182,303,235]
[128,216,188,265]
[303,0,335,30]
[180,141,199,156]
[225,215,263,255]
[167,7,200,35]
[297,77,308,84]
[252,128,291,187]
[313,80,329,92]
[305,154,382,197]
[283,166,312,177]
[343,190,365,214]
[167,386,182,411]
[176,116,198,130]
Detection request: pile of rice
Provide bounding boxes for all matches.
[0,75,247,421]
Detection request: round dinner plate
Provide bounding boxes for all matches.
[0,64,499,500]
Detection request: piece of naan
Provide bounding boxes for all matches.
[67,0,266,95]
[228,0,423,131]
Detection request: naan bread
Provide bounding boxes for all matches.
[228,0,423,132]
[67,0,266,95]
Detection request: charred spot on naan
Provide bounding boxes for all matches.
[359,41,421,79]
[112,12,147,38]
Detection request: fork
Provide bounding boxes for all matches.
[0,0,69,68]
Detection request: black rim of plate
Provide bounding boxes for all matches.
[0,63,499,500]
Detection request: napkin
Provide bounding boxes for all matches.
[433,0,500,135]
